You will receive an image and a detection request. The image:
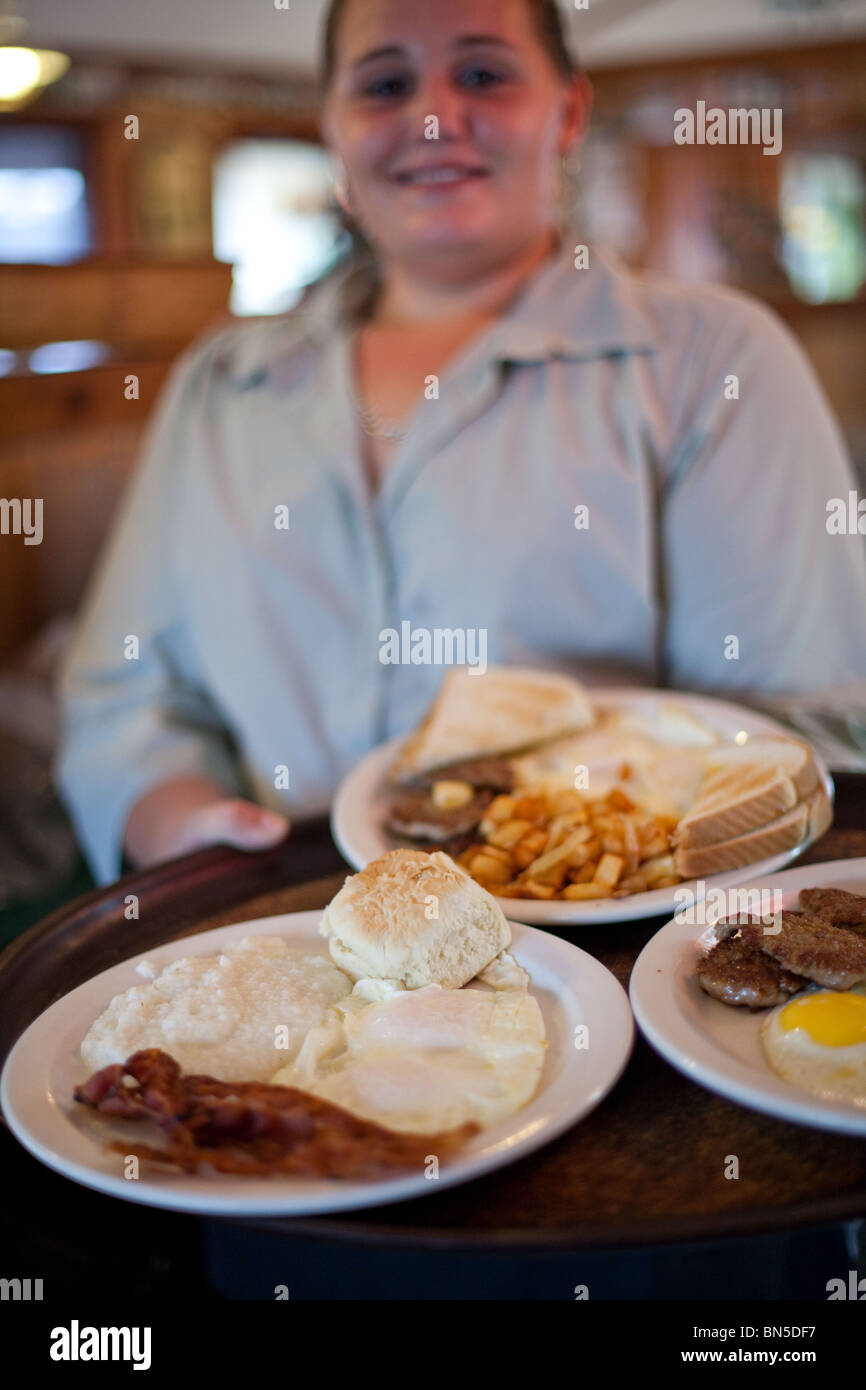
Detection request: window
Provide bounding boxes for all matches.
[212,138,344,316]
[0,124,91,263]
[780,153,866,304]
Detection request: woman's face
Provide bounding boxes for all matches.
[322,0,589,277]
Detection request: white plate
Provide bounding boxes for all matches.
[331,687,834,925]
[630,857,866,1135]
[0,911,633,1216]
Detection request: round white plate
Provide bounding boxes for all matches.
[331,687,834,925]
[630,857,866,1135]
[1,911,633,1217]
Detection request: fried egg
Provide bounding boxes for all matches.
[761,984,866,1108]
[81,938,352,1082]
[271,979,547,1134]
[510,709,710,818]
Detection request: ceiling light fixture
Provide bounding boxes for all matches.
[0,6,69,111]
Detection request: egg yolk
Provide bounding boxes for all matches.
[780,991,866,1047]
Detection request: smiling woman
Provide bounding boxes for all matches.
[318,0,591,485]
[54,0,866,886]
[320,0,587,286]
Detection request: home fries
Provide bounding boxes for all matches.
[383,668,831,902]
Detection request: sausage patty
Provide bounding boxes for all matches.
[385,787,494,840]
[696,927,806,1010]
[738,910,866,990]
[385,757,514,842]
[798,887,866,937]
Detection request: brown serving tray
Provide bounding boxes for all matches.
[2,785,866,1253]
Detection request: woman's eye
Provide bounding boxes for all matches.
[458,66,507,89]
[360,65,508,100]
[364,74,413,100]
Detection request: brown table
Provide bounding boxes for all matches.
[2,776,866,1254]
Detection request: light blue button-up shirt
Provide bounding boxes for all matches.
[55,238,866,884]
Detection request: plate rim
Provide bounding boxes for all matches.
[629,855,866,1135]
[331,686,835,927]
[1,909,634,1217]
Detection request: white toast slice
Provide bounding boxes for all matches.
[674,785,831,878]
[701,735,818,797]
[389,666,595,784]
[673,737,819,851]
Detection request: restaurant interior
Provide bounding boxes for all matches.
[1,0,865,1312]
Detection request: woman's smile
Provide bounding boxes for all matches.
[390,162,491,191]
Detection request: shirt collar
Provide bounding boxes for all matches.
[489,236,657,364]
[222,232,656,388]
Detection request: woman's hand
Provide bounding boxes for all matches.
[123,774,290,870]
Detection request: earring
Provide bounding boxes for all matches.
[332,158,353,216]
[557,152,578,230]
[560,150,581,188]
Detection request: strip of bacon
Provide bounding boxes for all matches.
[75,1048,477,1178]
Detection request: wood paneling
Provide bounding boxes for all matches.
[0,420,145,660]
[0,258,231,661]
[0,259,232,352]
[0,361,171,439]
